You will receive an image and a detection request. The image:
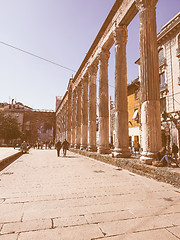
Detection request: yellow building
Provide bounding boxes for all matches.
[127,78,140,152]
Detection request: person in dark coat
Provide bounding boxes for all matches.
[55,140,62,157]
[61,139,69,156]
[156,147,171,167]
[172,143,179,167]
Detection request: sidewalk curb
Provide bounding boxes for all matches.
[0,151,23,171]
[70,149,180,188]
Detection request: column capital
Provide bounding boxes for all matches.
[135,0,158,12]
[68,85,72,94]
[82,74,89,86]
[72,88,77,98]
[98,48,110,65]
[88,62,98,77]
[113,25,128,46]
[77,82,82,93]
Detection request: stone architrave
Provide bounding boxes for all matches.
[71,89,76,147]
[136,0,162,164]
[112,25,131,158]
[74,83,82,149]
[88,62,98,152]
[98,48,111,154]
[80,75,88,150]
[67,87,72,143]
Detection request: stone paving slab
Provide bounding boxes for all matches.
[0,233,18,240]
[0,149,180,239]
[96,228,179,240]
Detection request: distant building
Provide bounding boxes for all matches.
[127,78,140,151]
[0,99,55,144]
[157,12,180,150]
[135,12,180,151]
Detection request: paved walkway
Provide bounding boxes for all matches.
[0,149,180,240]
[0,148,21,162]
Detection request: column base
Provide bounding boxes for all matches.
[140,152,156,165]
[98,146,111,154]
[74,144,80,149]
[70,144,75,148]
[87,146,97,152]
[80,145,87,150]
[112,148,131,158]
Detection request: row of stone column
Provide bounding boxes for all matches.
[60,24,130,157]
[57,0,162,162]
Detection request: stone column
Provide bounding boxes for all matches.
[67,87,72,143]
[74,83,82,149]
[112,25,130,158]
[56,112,60,141]
[59,113,62,141]
[136,0,162,163]
[98,48,110,154]
[88,62,98,152]
[65,102,68,140]
[80,75,88,150]
[71,89,76,147]
[62,106,66,141]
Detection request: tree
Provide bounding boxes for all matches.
[0,111,21,143]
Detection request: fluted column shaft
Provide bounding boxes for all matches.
[80,76,88,150]
[60,114,63,141]
[75,83,82,149]
[67,88,72,143]
[98,48,110,154]
[136,0,161,163]
[113,25,130,158]
[65,102,68,140]
[62,106,66,140]
[88,63,98,152]
[71,90,76,147]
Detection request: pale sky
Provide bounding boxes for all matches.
[0,0,179,110]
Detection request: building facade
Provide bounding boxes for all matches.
[127,78,140,152]
[157,12,180,150]
[0,100,55,144]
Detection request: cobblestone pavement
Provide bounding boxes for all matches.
[0,149,180,240]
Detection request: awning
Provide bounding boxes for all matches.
[132,109,139,121]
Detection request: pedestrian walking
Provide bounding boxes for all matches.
[62,139,69,157]
[172,143,179,167]
[55,140,62,157]
[21,141,28,153]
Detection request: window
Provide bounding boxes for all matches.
[160,72,165,85]
[160,72,166,90]
[160,97,166,113]
[158,48,164,66]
